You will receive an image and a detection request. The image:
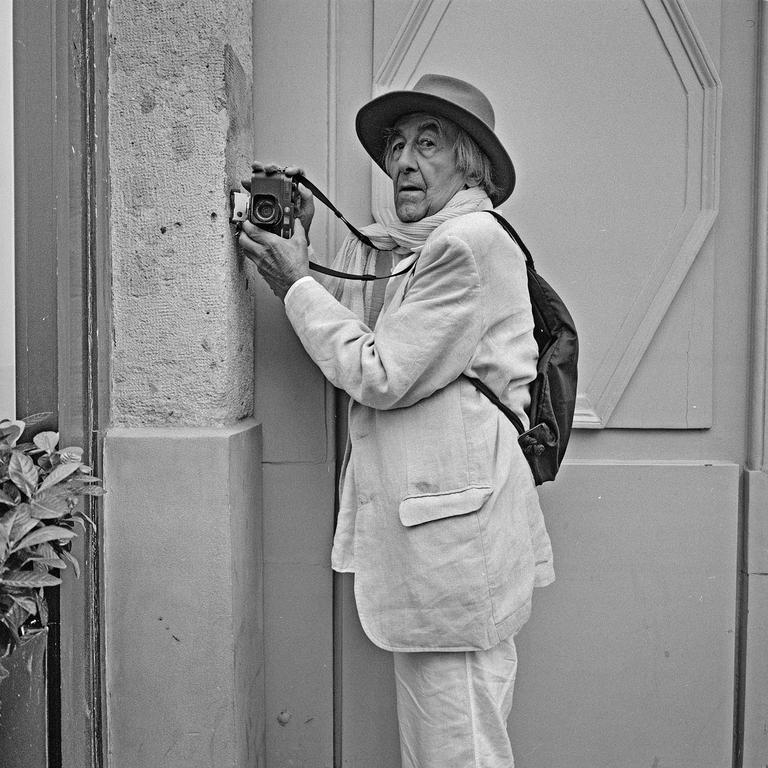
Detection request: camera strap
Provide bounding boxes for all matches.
[295,173,415,282]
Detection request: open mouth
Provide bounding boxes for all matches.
[398,184,423,193]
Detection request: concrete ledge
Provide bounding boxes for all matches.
[103,420,264,768]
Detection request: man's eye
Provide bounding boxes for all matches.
[392,141,405,153]
[418,138,435,148]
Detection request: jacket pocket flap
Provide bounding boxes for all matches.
[399,486,493,527]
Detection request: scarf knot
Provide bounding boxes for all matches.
[323,187,493,321]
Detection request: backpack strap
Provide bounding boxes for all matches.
[465,375,526,435]
[486,210,535,271]
[464,210,538,437]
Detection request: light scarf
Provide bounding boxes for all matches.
[322,186,493,322]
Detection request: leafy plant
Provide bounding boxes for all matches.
[0,417,103,682]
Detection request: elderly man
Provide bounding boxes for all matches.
[239,74,554,768]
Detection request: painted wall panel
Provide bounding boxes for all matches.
[262,458,336,766]
[253,0,334,464]
[252,1,753,765]
[337,573,399,768]
[371,0,720,429]
[336,463,738,767]
[511,462,738,767]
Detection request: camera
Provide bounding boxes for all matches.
[230,169,296,238]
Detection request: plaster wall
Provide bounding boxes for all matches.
[108,0,254,426]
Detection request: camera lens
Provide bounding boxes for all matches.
[253,196,279,224]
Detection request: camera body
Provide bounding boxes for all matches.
[230,170,296,238]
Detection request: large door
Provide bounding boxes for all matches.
[253,2,754,765]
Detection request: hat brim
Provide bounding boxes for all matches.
[355,90,515,207]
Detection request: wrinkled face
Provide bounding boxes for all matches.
[385,113,468,223]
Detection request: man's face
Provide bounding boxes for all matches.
[385,113,467,223]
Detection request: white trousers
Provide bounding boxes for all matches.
[393,636,518,768]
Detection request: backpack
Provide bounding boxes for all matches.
[260,175,578,484]
[465,211,578,485]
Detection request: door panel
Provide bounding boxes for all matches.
[370,0,720,430]
[340,1,738,765]
[338,462,738,767]
[512,463,738,768]
[253,1,750,765]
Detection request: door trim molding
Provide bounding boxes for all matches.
[749,3,768,474]
[58,0,110,765]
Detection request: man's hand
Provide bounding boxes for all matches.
[239,218,310,301]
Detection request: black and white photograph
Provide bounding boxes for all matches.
[0,1,762,767]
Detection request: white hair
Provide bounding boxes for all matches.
[381,116,499,199]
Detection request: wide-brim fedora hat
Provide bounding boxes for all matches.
[356,74,515,207]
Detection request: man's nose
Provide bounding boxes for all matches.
[396,142,417,172]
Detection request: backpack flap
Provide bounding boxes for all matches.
[517,422,558,486]
[470,212,579,486]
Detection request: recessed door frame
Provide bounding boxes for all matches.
[13,0,110,765]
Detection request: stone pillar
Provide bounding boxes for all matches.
[102,1,263,766]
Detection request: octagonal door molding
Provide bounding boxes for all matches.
[369,0,721,429]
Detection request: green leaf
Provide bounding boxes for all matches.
[12,526,77,552]
[78,510,96,530]
[0,516,10,563]
[8,453,38,498]
[0,613,19,652]
[9,504,38,544]
[10,595,37,615]
[33,432,59,455]
[29,496,70,520]
[0,487,16,506]
[61,549,80,579]
[37,461,81,494]
[58,446,83,463]
[0,570,61,588]
[0,421,24,448]
[0,482,20,505]
[35,591,48,626]
[21,553,66,569]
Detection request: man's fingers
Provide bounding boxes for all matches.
[296,185,313,203]
[241,220,279,245]
[250,160,283,175]
[249,161,305,177]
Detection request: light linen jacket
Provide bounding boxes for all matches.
[285,211,555,652]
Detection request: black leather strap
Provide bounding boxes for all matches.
[297,188,530,434]
[295,173,376,249]
[486,210,535,271]
[296,173,415,282]
[465,375,525,435]
[463,211,538,437]
[295,180,531,285]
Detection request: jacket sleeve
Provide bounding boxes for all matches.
[284,232,484,410]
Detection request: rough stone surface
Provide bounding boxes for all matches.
[108,0,254,426]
